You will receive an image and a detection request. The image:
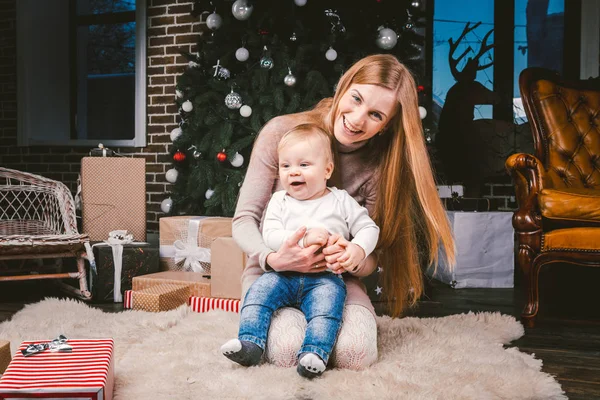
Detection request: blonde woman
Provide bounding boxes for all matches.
[232,54,455,370]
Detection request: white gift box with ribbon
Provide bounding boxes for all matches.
[158,216,233,274]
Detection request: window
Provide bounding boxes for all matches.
[17,0,146,147]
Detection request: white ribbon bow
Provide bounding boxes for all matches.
[173,239,211,274]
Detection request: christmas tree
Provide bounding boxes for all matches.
[165,0,426,216]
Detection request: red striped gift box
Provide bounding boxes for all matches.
[189,296,240,313]
[123,290,133,309]
[0,338,114,400]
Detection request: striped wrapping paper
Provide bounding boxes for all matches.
[124,290,133,309]
[0,338,114,400]
[189,296,240,313]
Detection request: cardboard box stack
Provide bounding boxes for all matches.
[125,217,246,313]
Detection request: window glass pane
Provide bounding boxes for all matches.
[77,0,135,15]
[76,21,135,140]
[514,0,564,123]
[433,0,495,121]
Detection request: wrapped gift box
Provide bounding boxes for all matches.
[189,296,240,313]
[81,157,146,241]
[159,216,233,273]
[0,340,10,375]
[91,242,159,303]
[427,211,515,288]
[132,271,211,297]
[210,237,246,300]
[132,283,190,312]
[437,185,465,198]
[0,338,114,399]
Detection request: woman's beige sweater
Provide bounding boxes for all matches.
[232,114,379,315]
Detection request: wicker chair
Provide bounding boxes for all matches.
[0,167,92,300]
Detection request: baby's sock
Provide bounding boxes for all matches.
[297,352,326,379]
[220,339,263,367]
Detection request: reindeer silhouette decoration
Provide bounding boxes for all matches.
[436,22,507,196]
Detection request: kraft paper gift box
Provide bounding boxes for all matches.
[0,338,115,400]
[132,271,211,297]
[92,242,159,303]
[159,216,233,273]
[132,283,191,312]
[427,211,515,288]
[210,237,246,300]
[0,341,10,375]
[81,157,146,241]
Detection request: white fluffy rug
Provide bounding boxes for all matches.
[0,298,565,400]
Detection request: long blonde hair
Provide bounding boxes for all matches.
[315,54,456,317]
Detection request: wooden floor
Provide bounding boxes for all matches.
[1,267,599,399]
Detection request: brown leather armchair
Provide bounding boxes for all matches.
[506,67,600,328]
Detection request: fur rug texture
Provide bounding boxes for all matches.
[0,298,565,400]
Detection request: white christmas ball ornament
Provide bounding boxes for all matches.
[230,152,244,167]
[182,100,193,112]
[165,168,179,183]
[419,106,427,120]
[240,105,252,117]
[160,197,173,213]
[205,188,214,199]
[235,47,249,62]
[170,127,182,141]
[232,0,253,20]
[206,12,222,30]
[376,27,398,50]
[325,47,337,61]
[284,72,297,87]
[294,0,307,6]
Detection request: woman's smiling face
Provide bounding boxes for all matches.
[332,83,398,149]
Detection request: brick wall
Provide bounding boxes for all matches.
[0,0,201,232]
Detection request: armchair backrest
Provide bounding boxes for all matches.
[519,67,600,189]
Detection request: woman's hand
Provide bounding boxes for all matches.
[265,227,328,273]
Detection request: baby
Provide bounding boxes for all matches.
[221,123,379,379]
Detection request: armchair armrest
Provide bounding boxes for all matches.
[505,153,546,233]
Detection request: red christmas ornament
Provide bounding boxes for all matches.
[258,29,269,35]
[417,85,425,93]
[217,151,227,162]
[173,151,186,162]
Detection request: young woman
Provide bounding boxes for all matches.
[232,54,455,370]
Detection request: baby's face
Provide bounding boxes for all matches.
[278,136,333,201]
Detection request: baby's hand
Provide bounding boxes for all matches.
[338,243,366,271]
[303,227,330,248]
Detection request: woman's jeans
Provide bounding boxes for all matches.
[238,271,346,364]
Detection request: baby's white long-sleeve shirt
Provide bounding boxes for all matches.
[262,187,380,258]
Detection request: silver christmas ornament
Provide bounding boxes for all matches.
[284,68,296,86]
[260,55,274,69]
[230,152,244,167]
[205,188,214,199]
[240,105,252,117]
[193,150,202,159]
[294,0,307,6]
[175,89,183,98]
[325,47,337,61]
[376,27,398,50]
[225,90,243,109]
[182,100,193,112]
[188,61,199,68]
[206,12,222,30]
[217,67,230,80]
[235,47,249,62]
[170,127,182,141]
[232,0,253,21]
[160,198,173,213]
[290,32,297,41]
[411,0,421,8]
[165,168,178,183]
[404,18,415,30]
